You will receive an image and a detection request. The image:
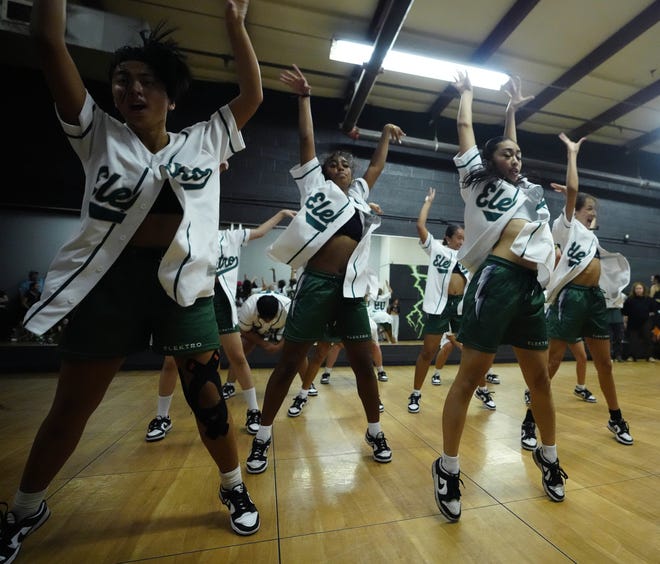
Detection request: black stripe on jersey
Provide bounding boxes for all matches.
[23,224,117,327]
[292,163,322,181]
[218,110,238,155]
[173,222,193,302]
[64,118,93,141]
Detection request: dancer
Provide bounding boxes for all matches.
[146,207,295,440]
[432,73,565,523]
[534,138,633,446]
[245,64,403,473]
[0,2,263,556]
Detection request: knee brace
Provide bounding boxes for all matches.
[179,350,229,439]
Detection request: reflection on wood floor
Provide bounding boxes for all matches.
[1,358,659,563]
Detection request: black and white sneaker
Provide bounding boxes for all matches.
[574,386,597,403]
[474,388,496,410]
[521,421,537,451]
[365,430,392,463]
[377,370,388,382]
[485,373,501,384]
[245,409,261,435]
[532,447,568,502]
[607,419,633,445]
[320,372,331,384]
[307,383,318,397]
[219,482,260,535]
[0,500,51,564]
[246,437,271,474]
[222,382,235,400]
[408,393,421,413]
[378,398,384,413]
[287,395,307,417]
[431,457,463,522]
[431,373,442,385]
[145,415,172,442]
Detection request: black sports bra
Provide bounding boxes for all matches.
[150,180,182,214]
[336,209,363,242]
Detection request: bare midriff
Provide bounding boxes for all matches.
[491,218,540,271]
[307,234,359,276]
[129,213,182,248]
[572,258,600,286]
[448,272,466,296]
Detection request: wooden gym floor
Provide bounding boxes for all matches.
[1,358,658,563]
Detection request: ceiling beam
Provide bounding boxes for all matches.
[340,0,415,133]
[429,0,540,120]
[516,1,660,124]
[568,79,660,140]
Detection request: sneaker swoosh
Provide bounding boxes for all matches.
[437,479,448,496]
[544,470,551,482]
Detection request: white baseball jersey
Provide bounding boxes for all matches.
[24,91,245,335]
[420,233,468,315]
[238,292,291,337]
[453,145,554,287]
[216,228,251,325]
[545,209,630,305]
[267,157,381,298]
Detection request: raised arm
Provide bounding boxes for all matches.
[30,0,86,124]
[362,123,405,189]
[416,187,435,243]
[502,75,534,143]
[248,209,296,240]
[452,71,476,156]
[280,64,315,165]
[551,133,587,221]
[225,0,263,130]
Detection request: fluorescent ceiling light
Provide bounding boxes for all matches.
[330,39,510,91]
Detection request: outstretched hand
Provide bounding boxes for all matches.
[550,183,567,194]
[280,209,297,219]
[558,132,587,153]
[279,64,311,96]
[226,0,249,23]
[502,76,534,112]
[452,70,472,95]
[424,187,436,203]
[383,123,405,144]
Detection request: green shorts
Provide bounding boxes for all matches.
[458,256,547,353]
[284,269,371,343]
[213,284,239,335]
[59,247,219,359]
[546,284,609,342]
[423,295,462,336]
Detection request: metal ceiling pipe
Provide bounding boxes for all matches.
[353,128,660,191]
[340,0,415,134]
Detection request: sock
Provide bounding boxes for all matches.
[376,366,384,373]
[367,422,382,437]
[441,453,459,474]
[220,466,243,491]
[157,394,173,418]
[324,367,333,375]
[242,387,259,411]
[413,389,421,396]
[541,444,558,463]
[13,489,47,521]
[433,370,441,376]
[609,408,622,422]
[255,425,272,443]
[478,386,488,393]
[524,408,535,423]
[576,384,585,390]
[298,388,309,399]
